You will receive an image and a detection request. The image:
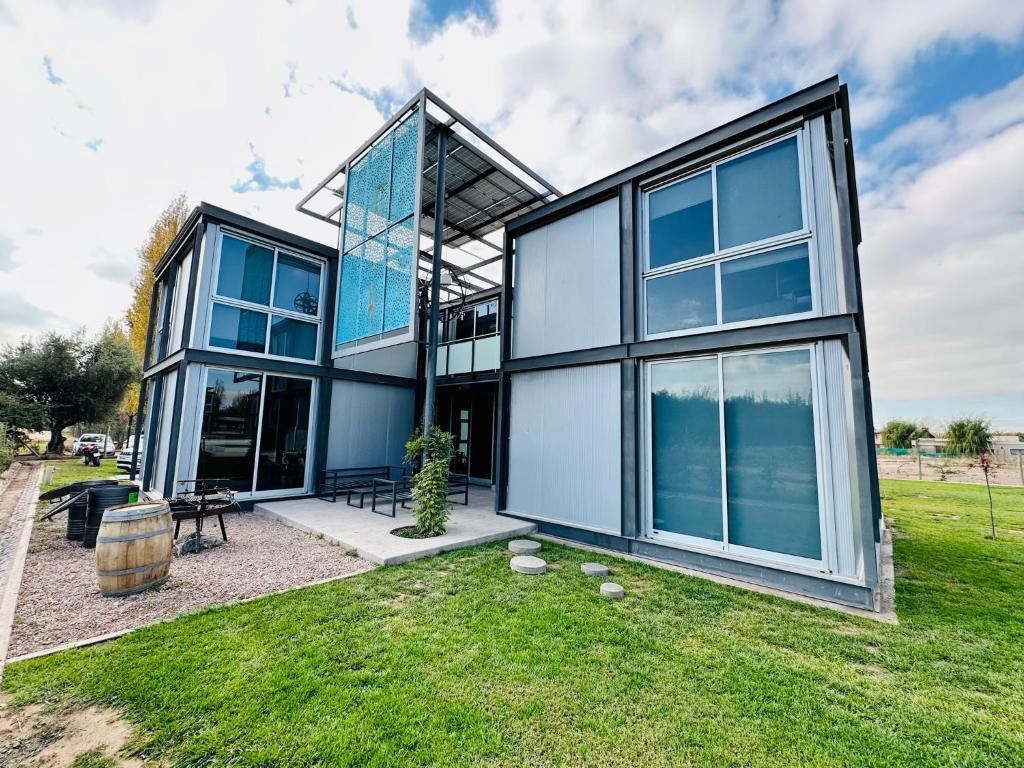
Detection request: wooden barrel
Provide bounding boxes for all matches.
[95,500,173,597]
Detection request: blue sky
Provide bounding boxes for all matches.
[0,0,1022,430]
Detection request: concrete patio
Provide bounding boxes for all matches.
[254,487,536,565]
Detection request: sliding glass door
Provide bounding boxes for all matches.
[197,368,313,496]
[646,346,825,568]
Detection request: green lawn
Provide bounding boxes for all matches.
[4,479,1024,767]
[39,459,123,495]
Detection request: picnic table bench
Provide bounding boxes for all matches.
[317,466,406,505]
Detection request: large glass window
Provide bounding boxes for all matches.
[647,346,823,565]
[644,133,811,338]
[650,358,723,541]
[197,369,313,495]
[337,109,420,346]
[723,350,821,559]
[197,370,262,492]
[255,376,312,492]
[210,233,323,361]
[436,296,501,375]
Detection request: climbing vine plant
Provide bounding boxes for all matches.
[404,425,454,536]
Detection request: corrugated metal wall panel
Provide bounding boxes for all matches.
[327,380,414,469]
[507,364,621,533]
[512,198,620,358]
[808,117,843,315]
[822,339,859,576]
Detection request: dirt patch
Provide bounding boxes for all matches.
[876,456,1024,487]
[0,693,146,767]
[8,511,375,658]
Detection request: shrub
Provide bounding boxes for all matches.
[881,420,932,449]
[944,418,992,456]
[0,422,11,474]
[404,425,455,537]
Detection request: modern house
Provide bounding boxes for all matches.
[134,76,885,610]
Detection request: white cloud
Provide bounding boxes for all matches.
[0,233,17,270]
[0,0,1021,420]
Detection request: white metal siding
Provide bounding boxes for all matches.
[507,364,621,533]
[821,339,859,577]
[513,198,620,358]
[327,380,414,469]
[808,117,843,315]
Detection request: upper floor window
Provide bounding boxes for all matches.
[643,133,812,338]
[209,232,324,362]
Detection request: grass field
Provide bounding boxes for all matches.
[4,478,1024,766]
[38,460,123,495]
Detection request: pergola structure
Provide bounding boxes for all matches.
[296,88,561,302]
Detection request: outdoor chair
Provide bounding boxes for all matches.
[369,472,471,517]
[171,478,239,544]
[317,465,406,505]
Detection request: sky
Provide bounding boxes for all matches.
[0,0,1022,431]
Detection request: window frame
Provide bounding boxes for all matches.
[436,296,501,376]
[206,227,325,364]
[640,129,818,341]
[189,365,317,500]
[641,343,838,576]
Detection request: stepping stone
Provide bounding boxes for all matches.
[508,539,541,555]
[581,562,609,577]
[510,555,547,575]
[600,582,624,600]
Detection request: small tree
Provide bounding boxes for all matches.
[0,328,139,454]
[974,448,997,539]
[945,418,992,456]
[404,425,454,537]
[881,420,932,450]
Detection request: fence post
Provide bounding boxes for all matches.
[1019,453,1023,486]
[918,451,922,481]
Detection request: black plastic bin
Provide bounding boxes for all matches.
[83,484,139,549]
[67,493,88,540]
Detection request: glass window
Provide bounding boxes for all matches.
[268,316,317,360]
[650,359,723,541]
[209,303,267,353]
[454,309,475,340]
[447,341,472,375]
[197,369,262,493]
[255,376,312,492]
[475,300,498,336]
[723,350,821,559]
[216,235,274,305]
[273,254,321,316]
[646,266,717,334]
[473,335,499,371]
[717,137,802,250]
[648,171,714,269]
[721,244,812,323]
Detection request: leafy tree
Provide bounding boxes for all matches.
[944,418,992,456]
[0,327,139,454]
[404,426,455,536]
[121,194,190,414]
[881,420,932,449]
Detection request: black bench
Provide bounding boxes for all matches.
[369,473,471,517]
[317,466,406,505]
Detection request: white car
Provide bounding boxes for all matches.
[116,436,145,472]
[73,433,116,457]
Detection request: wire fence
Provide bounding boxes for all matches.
[876,449,1024,487]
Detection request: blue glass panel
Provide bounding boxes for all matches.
[721,243,811,323]
[358,235,386,338]
[646,266,717,334]
[343,155,368,254]
[383,218,413,332]
[717,136,803,250]
[273,254,321,316]
[336,243,365,344]
[365,135,393,238]
[209,303,267,353]
[268,316,317,360]
[723,349,821,559]
[216,235,273,305]
[390,111,419,224]
[650,358,723,541]
[648,172,713,268]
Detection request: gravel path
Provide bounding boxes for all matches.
[0,463,43,665]
[8,508,375,658]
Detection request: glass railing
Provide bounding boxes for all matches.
[436,334,500,376]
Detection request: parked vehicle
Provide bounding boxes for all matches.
[73,434,116,456]
[116,436,145,473]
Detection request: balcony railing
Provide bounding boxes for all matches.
[436,334,500,376]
